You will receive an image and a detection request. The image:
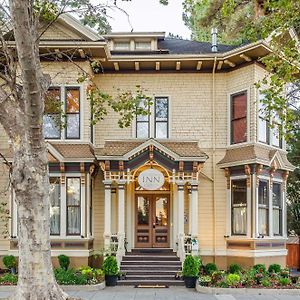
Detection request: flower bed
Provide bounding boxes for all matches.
[198,262,300,289]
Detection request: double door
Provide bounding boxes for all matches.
[135,194,169,248]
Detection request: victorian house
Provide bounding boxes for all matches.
[0,14,295,285]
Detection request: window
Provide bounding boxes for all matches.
[136,99,150,138]
[258,180,269,236]
[231,179,247,235]
[114,42,130,50]
[135,96,169,139]
[43,86,81,140]
[66,88,80,139]
[43,88,61,139]
[50,177,61,235]
[66,178,81,235]
[155,97,169,139]
[231,92,247,144]
[273,182,282,236]
[135,42,151,50]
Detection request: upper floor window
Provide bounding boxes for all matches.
[231,179,247,235]
[43,86,81,140]
[258,93,282,148]
[135,41,151,50]
[136,96,169,139]
[114,42,130,50]
[258,180,269,236]
[230,92,247,144]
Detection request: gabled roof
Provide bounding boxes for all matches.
[95,139,208,162]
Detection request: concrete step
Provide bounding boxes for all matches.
[123,255,179,261]
[130,248,174,255]
[118,279,185,286]
[120,264,181,271]
[125,274,177,280]
[121,269,179,276]
[121,260,181,265]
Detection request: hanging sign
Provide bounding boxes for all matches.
[138,169,165,190]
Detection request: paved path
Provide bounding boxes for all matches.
[0,286,299,299]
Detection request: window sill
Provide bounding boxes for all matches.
[10,236,94,241]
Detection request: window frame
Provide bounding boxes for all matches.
[258,179,269,236]
[49,177,61,236]
[154,97,169,139]
[136,99,150,139]
[272,181,283,236]
[230,91,248,145]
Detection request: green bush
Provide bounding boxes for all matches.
[226,273,241,287]
[0,273,18,285]
[204,263,218,275]
[102,256,119,276]
[229,263,242,274]
[79,266,104,283]
[58,255,70,271]
[253,264,266,273]
[182,255,199,277]
[261,278,271,287]
[280,268,290,278]
[2,256,17,270]
[211,270,225,284]
[268,264,281,274]
[54,268,88,285]
[279,277,291,286]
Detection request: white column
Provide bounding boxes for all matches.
[252,174,258,238]
[117,180,126,263]
[269,181,273,237]
[103,180,112,250]
[86,174,91,238]
[246,177,252,238]
[61,178,67,237]
[172,184,178,250]
[282,187,287,238]
[80,175,86,237]
[176,180,185,261]
[190,181,199,238]
[188,188,192,234]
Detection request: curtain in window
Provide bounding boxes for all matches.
[258,208,268,235]
[273,209,280,235]
[49,178,60,235]
[232,207,247,235]
[67,178,81,235]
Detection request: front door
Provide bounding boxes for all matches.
[135,195,169,248]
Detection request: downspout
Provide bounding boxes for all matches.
[212,56,217,262]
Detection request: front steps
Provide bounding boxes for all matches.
[119,248,184,286]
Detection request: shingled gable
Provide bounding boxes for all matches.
[96,139,208,162]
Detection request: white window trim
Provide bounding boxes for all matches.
[227,88,251,147]
[44,84,84,142]
[133,95,171,139]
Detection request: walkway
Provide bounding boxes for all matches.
[0,286,299,299]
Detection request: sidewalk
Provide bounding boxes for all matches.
[0,286,299,299]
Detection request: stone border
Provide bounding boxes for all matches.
[196,281,300,295]
[0,281,105,292]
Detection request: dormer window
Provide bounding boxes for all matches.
[135,41,151,50]
[114,42,130,51]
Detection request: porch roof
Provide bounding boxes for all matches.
[95,139,208,162]
[217,144,295,171]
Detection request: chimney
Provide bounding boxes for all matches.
[211,28,218,52]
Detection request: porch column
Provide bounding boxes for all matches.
[190,181,199,238]
[117,180,126,263]
[103,180,112,250]
[176,180,185,261]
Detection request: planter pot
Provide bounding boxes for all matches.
[105,275,118,287]
[184,276,198,288]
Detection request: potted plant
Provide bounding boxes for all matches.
[182,255,199,288]
[3,255,17,274]
[102,255,119,286]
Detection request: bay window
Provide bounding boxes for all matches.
[230,92,247,144]
[50,177,61,235]
[272,182,282,236]
[43,86,81,140]
[231,179,247,235]
[258,180,269,236]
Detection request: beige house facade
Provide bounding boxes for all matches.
[0,15,295,271]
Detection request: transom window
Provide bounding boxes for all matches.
[136,96,169,139]
[231,179,247,235]
[43,86,81,140]
[230,92,247,145]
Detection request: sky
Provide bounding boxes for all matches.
[106,0,191,39]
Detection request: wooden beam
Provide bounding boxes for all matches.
[155,61,160,71]
[113,62,120,71]
[176,61,181,71]
[54,48,63,59]
[78,49,85,59]
[135,61,140,71]
[196,61,202,71]
[217,61,223,70]
[224,59,236,68]
[240,53,252,62]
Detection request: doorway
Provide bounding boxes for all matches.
[135,194,169,248]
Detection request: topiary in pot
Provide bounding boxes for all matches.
[102,256,119,286]
[58,255,70,271]
[3,255,17,274]
[182,255,199,288]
